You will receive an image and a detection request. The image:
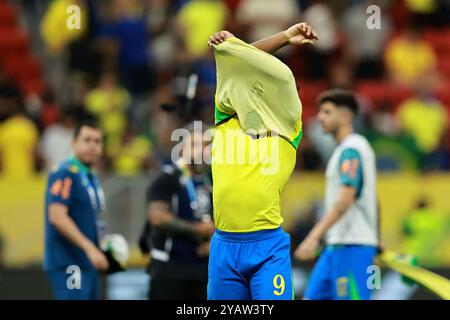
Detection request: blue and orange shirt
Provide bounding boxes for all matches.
[44,156,105,271]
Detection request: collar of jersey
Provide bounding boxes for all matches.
[68,156,91,175]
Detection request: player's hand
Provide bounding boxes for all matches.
[193,220,215,238]
[196,241,210,257]
[294,236,320,261]
[284,22,319,46]
[86,246,109,271]
[208,30,234,47]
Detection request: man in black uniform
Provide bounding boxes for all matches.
[142,123,214,300]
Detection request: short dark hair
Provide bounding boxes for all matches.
[317,89,359,115]
[74,120,101,139]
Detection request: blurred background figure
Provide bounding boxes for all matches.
[401,197,450,267]
[141,123,213,300]
[396,75,448,171]
[342,0,391,79]
[39,109,77,172]
[384,25,437,87]
[44,121,109,300]
[0,83,38,178]
[105,124,152,177]
[176,0,230,59]
[84,71,130,140]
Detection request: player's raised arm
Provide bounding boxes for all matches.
[207,22,318,54]
[252,22,318,53]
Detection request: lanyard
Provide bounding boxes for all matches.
[80,171,104,212]
[80,171,106,240]
[178,162,213,222]
[179,164,198,211]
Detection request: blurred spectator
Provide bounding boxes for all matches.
[396,77,448,166]
[66,0,103,79]
[303,1,339,53]
[99,0,155,95]
[106,126,151,177]
[384,26,437,86]
[342,1,391,79]
[40,0,87,55]
[301,1,347,79]
[0,85,38,177]
[176,0,229,58]
[235,0,300,44]
[39,110,76,171]
[85,71,130,140]
[402,198,449,267]
[147,0,179,71]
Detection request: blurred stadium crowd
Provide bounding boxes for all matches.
[1,0,450,178]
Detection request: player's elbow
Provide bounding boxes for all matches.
[336,196,355,215]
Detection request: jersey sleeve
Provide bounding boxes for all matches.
[47,168,75,207]
[338,148,363,197]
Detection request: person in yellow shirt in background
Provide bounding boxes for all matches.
[0,85,38,178]
[402,197,450,267]
[384,26,437,87]
[105,125,151,177]
[396,76,448,169]
[40,0,87,55]
[84,71,153,177]
[177,0,230,58]
[84,71,131,141]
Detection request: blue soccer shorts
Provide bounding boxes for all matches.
[207,227,294,300]
[304,245,377,300]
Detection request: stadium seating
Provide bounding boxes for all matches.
[0,2,45,95]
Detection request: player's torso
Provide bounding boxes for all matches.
[325,134,378,246]
[211,117,296,232]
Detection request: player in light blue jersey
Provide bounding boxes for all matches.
[295,89,379,300]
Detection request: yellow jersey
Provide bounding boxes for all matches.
[211,37,302,232]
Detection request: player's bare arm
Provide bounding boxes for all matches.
[148,201,214,240]
[208,22,318,53]
[294,186,357,261]
[48,203,109,271]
